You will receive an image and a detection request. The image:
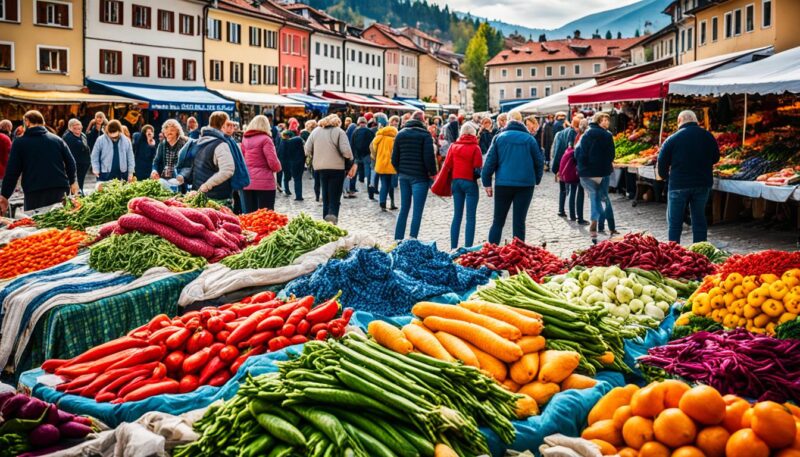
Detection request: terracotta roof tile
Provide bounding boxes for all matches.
[486,37,645,66]
[367,23,424,52]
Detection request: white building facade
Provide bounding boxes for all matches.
[397,50,418,98]
[343,39,384,96]
[85,0,205,86]
[310,32,344,91]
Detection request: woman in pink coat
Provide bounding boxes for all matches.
[242,115,282,211]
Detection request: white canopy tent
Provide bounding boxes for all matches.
[669,46,800,96]
[515,79,597,114]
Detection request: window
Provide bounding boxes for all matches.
[301,37,307,55]
[763,0,772,28]
[700,20,707,45]
[593,63,601,74]
[377,55,381,66]
[500,69,507,78]
[529,87,537,98]
[359,51,363,63]
[210,60,223,81]
[323,69,328,84]
[323,43,328,57]
[745,3,754,32]
[249,26,261,46]
[0,42,13,71]
[516,68,522,77]
[499,89,505,100]
[35,1,70,27]
[264,65,278,85]
[156,10,173,32]
[515,88,522,98]
[132,4,150,29]
[559,65,566,76]
[315,68,320,86]
[336,47,340,59]
[546,66,552,77]
[264,30,277,49]
[687,27,693,50]
[530,67,536,77]
[183,59,195,81]
[669,39,673,54]
[574,64,580,75]
[0,0,20,22]
[98,49,120,75]
[711,16,719,41]
[544,86,551,96]
[249,63,261,84]
[230,61,243,83]
[734,9,742,35]
[227,22,241,44]
[315,42,320,55]
[133,54,149,77]
[680,29,685,52]
[282,34,288,53]
[158,57,174,78]
[350,49,355,61]
[207,18,221,40]
[179,14,193,35]
[100,0,121,24]
[724,12,732,38]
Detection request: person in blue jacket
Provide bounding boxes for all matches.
[575,112,617,244]
[657,110,720,244]
[481,111,544,244]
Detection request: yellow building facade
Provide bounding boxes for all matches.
[694,0,800,60]
[0,0,84,90]
[418,53,450,103]
[204,3,282,94]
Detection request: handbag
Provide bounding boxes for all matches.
[431,155,453,197]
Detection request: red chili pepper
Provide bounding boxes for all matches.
[208,370,231,387]
[152,363,167,379]
[147,314,171,332]
[256,315,284,332]
[278,324,296,338]
[218,310,237,323]
[268,302,300,320]
[309,322,329,334]
[41,358,69,373]
[289,335,308,345]
[241,331,275,348]
[146,326,183,345]
[79,362,159,398]
[105,345,166,372]
[94,368,153,401]
[225,311,264,346]
[232,300,282,318]
[56,372,98,393]
[57,337,148,370]
[315,329,329,340]
[165,327,191,350]
[268,336,291,352]
[179,311,201,324]
[224,317,247,332]
[185,318,201,331]
[296,319,311,336]
[286,307,309,327]
[306,292,341,324]
[209,342,224,357]
[56,347,141,378]
[249,291,277,303]
[216,330,231,343]
[122,379,180,402]
[182,347,211,374]
[198,356,227,384]
[116,375,152,399]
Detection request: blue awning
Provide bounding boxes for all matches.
[394,97,425,109]
[87,79,234,112]
[499,98,536,113]
[285,93,343,115]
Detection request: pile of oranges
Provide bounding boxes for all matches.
[581,380,800,457]
[0,229,87,279]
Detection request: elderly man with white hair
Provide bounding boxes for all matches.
[657,110,720,244]
[61,118,91,193]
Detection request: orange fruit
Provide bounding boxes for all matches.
[612,405,632,429]
[792,419,800,449]
[617,448,638,457]
[622,416,654,450]
[589,439,617,456]
[631,383,666,418]
[722,399,750,433]
[751,401,798,449]
[581,419,624,447]
[639,441,670,457]
[671,446,706,457]
[695,426,730,457]
[776,450,800,457]
[678,385,726,425]
[726,428,770,457]
[662,379,691,408]
[723,394,743,405]
[785,403,800,419]
[741,407,754,428]
[653,408,697,448]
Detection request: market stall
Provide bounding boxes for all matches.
[284,93,345,117]
[213,90,306,125]
[515,79,597,115]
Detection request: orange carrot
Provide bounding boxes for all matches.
[402,323,454,361]
[519,381,560,406]
[368,321,413,355]
[434,444,459,457]
[537,350,581,383]
[561,373,598,390]
[461,340,507,382]
[460,301,543,336]
[509,352,540,385]
[517,336,546,353]
[412,302,521,340]
[422,316,523,363]
[434,331,479,367]
[501,378,521,392]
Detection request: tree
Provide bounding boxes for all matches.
[605,30,613,39]
[617,31,623,39]
[463,25,489,111]
[635,28,641,37]
[573,29,582,39]
[538,33,547,42]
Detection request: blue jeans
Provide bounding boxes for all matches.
[451,179,479,249]
[488,185,534,244]
[349,156,372,193]
[667,187,710,243]
[580,177,615,231]
[291,163,304,199]
[566,182,585,222]
[394,174,430,240]
[378,174,396,207]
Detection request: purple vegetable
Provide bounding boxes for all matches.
[640,328,800,402]
[16,445,69,457]
[29,423,61,447]
[0,391,14,409]
[57,409,75,424]
[45,403,60,424]
[17,397,47,420]
[58,420,92,439]
[1,393,30,418]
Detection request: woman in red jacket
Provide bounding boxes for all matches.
[444,123,483,249]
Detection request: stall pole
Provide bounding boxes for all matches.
[658,97,667,146]
[742,93,748,146]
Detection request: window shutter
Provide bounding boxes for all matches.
[118,2,123,24]
[60,49,68,73]
[116,51,121,74]
[35,1,47,24]
[6,0,18,21]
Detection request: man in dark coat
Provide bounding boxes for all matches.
[62,118,92,194]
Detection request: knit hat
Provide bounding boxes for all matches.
[365,112,374,121]
[375,113,388,127]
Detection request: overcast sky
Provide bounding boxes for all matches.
[436,0,643,29]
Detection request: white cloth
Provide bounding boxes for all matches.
[178,233,376,307]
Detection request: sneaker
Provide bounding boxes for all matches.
[390,204,398,210]
[323,215,338,225]
[294,198,304,201]
[578,220,590,226]
[557,212,567,217]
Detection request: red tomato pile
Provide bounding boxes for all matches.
[42,291,353,403]
[238,209,289,243]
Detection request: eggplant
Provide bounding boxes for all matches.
[17,397,47,420]
[0,391,14,410]
[0,393,30,418]
[29,423,60,448]
[58,420,92,439]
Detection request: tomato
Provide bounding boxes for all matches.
[219,345,239,362]
[206,316,225,334]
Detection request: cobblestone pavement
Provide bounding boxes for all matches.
[279,172,797,257]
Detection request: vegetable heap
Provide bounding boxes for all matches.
[100,197,246,262]
[570,233,715,280]
[238,209,290,243]
[716,249,800,281]
[5,217,35,230]
[33,180,173,230]
[0,229,86,279]
[455,237,567,282]
[174,333,522,457]
[545,266,695,324]
[0,392,93,457]
[41,291,353,403]
[639,328,800,402]
[582,379,800,456]
[370,301,597,410]
[685,268,800,335]
[476,272,644,375]
[284,240,493,316]
[222,213,346,270]
[688,241,730,264]
[89,232,207,276]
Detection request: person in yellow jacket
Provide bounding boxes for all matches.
[371,115,400,211]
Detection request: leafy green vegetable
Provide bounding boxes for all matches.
[671,315,723,340]
[89,232,207,276]
[776,318,800,340]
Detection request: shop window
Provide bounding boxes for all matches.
[100,0,122,25]
[0,0,19,22]
[230,61,243,84]
[763,0,772,28]
[249,26,261,47]
[210,60,223,81]
[158,57,175,79]
[132,4,150,29]
[179,14,193,35]
[35,1,70,27]
[207,18,221,40]
[0,42,14,71]
[183,60,196,81]
[745,4,754,32]
[157,10,173,33]
[98,49,120,75]
[227,22,241,44]
[133,54,149,77]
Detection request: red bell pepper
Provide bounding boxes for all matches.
[122,379,180,402]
